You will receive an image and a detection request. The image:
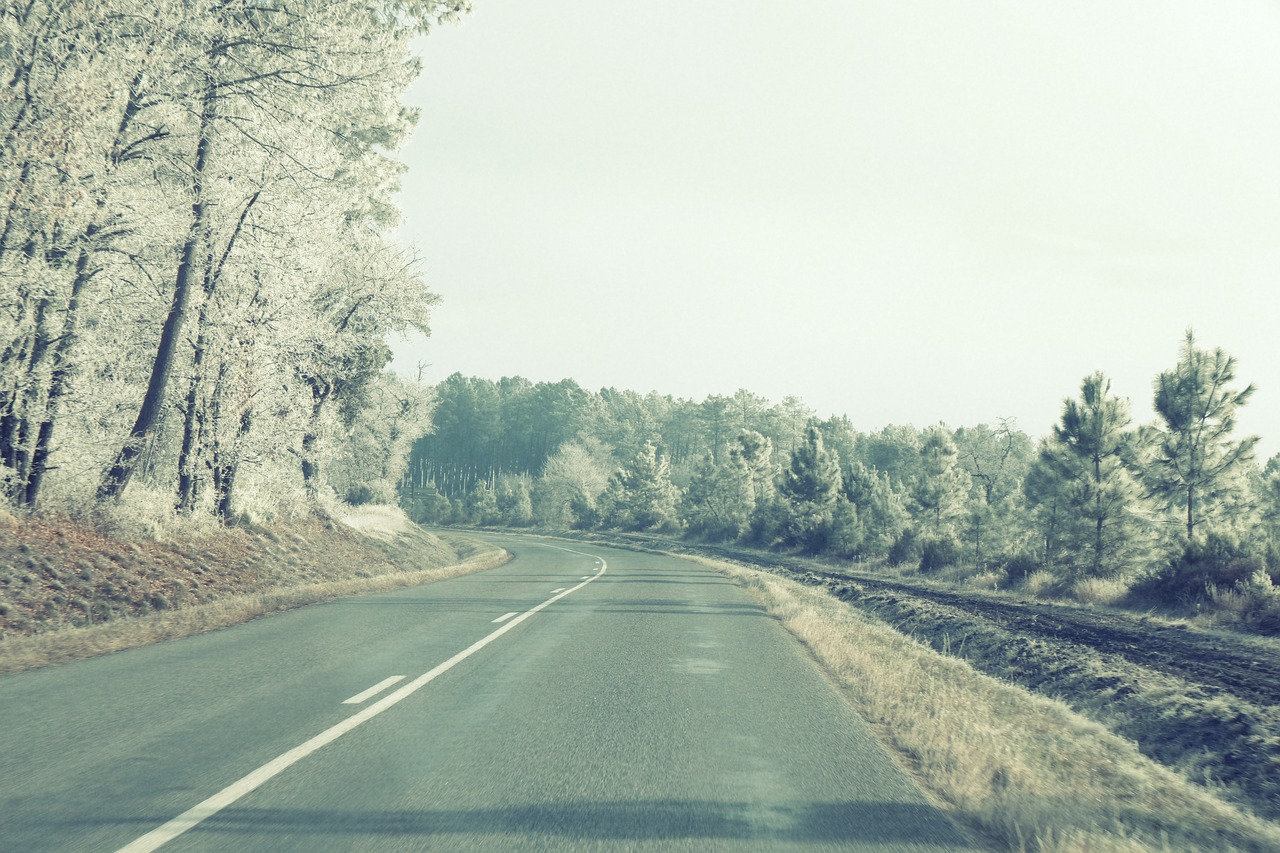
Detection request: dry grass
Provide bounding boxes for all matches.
[697,556,1280,853]
[1021,570,1060,598]
[331,503,412,540]
[965,570,1003,591]
[1073,577,1132,607]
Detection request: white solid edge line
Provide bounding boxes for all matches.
[491,611,519,624]
[115,544,608,853]
[340,675,406,705]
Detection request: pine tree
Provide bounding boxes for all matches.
[1023,447,1066,569]
[954,421,1034,566]
[779,423,843,552]
[681,452,753,540]
[911,426,967,538]
[1038,372,1146,577]
[1141,330,1259,544]
[599,441,680,532]
[844,461,910,557]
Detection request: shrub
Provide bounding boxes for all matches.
[401,488,452,524]
[887,528,920,567]
[1211,568,1280,634]
[1131,533,1271,608]
[918,535,960,574]
[999,551,1041,584]
[345,484,378,506]
[966,570,1002,590]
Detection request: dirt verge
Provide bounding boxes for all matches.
[0,509,509,674]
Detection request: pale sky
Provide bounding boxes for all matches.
[391,1,1280,460]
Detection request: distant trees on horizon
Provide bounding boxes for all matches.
[405,331,1279,621]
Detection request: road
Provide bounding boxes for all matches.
[0,533,977,851]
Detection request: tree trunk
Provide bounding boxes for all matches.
[0,303,33,473]
[213,406,252,523]
[175,357,206,512]
[1094,513,1104,577]
[1092,453,1102,575]
[24,240,95,506]
[13,297,53,487]
[99,90,216,501]
[300,432,321,493]
[177,188,257,512]
[1186,484,1195,544]
[300,380,332,498]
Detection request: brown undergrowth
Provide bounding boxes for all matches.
[0,506,508,674]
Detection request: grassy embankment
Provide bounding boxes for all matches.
[0,505,508,674]
[699,555,1280,853]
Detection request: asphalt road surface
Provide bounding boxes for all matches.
[0,533,978,851]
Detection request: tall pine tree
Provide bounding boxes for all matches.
[1141,330,1258,544]
[779,423,843,553]
[1038,372,1145,577]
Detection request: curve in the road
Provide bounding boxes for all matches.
[114,543,607,853]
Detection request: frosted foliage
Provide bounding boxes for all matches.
[533,440,613,528]
[327,372,435,504]
[1,0,455,522]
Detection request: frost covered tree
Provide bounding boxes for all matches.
[98,0,464,502]
[327,371,435,506]
[494,474,534,526]
[599,441,681,532]
[1,0,190,506]
[533,439,612,528]
[0,0,467,518]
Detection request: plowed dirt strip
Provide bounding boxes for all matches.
[815,573,1280,707]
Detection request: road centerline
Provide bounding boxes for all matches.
[114,545,608,853]
[340,676,405,705]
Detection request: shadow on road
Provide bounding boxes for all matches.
[119,799,971,846]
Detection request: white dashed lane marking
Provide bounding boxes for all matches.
[341,676,405,705]
[115,545,609,853]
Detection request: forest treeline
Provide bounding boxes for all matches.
[407,332,1280,624]
[1,1,467,521]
